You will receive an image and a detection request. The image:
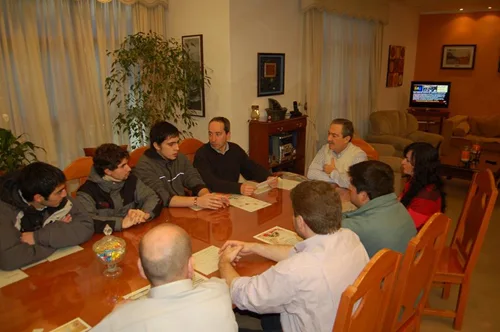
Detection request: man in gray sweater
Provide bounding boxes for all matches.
[77,143,162,233]
[0,162,94,270]
[134,121,228,210]
[342,160,416,257]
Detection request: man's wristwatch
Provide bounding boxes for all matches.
[194,197,198,207]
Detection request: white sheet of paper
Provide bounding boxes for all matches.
[254,226,303,246]
[229,195,271,212]
[49,317,91,332]
[193,272,209,287]
[123,284,151,300]
[47,246,83,262]
[21,259,48,270]
[32,329,44,332]
[0,269,29,288]
[253,180,272,195]
[193,245,220,275]
[278,178,300,191]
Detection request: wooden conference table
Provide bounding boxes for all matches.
[0,188,298,331]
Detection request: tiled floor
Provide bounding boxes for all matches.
[236,178,500,331]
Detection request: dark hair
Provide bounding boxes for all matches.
[19,162,66,201]
[93,144,129,177]
[209,117,230,133]
[139,224,192,286]
[349,160,394,200]
[400,142,446,212]
[290,180,342,234]
[149,121,180,148]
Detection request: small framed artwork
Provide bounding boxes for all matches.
[257,53,285,97]
[386,45,405,87]
[441,44,476,69]
[182,34,206,117]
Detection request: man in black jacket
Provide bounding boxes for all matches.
[77,143,162,233]
[194,117,277,195]
[134,121,228,209]
[0,162,94,270]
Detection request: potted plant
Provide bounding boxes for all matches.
[105,31,210,148]
[0,128,44,174]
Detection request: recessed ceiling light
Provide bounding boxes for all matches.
[459,8,464,11]
[488,6,492,9]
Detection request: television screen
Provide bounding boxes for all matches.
[409,81,451,109]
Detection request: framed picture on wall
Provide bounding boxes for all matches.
[385,45,405,87]
[182,34,206,117]
[257,53,285,97]
[441,44,476,69]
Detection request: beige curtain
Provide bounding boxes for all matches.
[300,9,324,171]
[0,0,167,168]
[300,0,389,24]
[300,3,386,173]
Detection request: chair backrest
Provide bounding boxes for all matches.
[383,213,451,331]
[451,169,498,275]
[179,138,204,163]
[333,249,402,332]
[83,144,128,157]
[351,138,379,160]
[129,146,148,168]
[63,157,93,197]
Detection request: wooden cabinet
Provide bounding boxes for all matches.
[249,116,307,175]
[407,108,450,134]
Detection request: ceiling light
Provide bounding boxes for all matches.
[459,8,464,11]
[488,6,492,9]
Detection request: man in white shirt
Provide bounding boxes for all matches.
[219,180,369,332]
[307,118,367,188]
[93,224,238,332]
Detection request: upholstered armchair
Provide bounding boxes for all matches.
[366,110,444,157]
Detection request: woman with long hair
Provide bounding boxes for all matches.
[399,142,446,231]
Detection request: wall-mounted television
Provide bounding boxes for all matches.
[409,81,451,109]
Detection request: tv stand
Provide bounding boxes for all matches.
[407,108,450,134]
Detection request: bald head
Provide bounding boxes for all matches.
[139,224,192,286]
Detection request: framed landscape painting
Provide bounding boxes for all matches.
[441,44,476,70]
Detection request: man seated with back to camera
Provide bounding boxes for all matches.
[218,180,369,332]
[92,223,238,332]
[307,118,367,188]
[342,160,416,258]
[134,121,228,210]
[77,143,162,233]
[0,162,93,270]
[194,116,277,196]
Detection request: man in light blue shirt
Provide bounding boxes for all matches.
[307,118,367,188]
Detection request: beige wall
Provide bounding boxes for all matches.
[168,0,302,150]
[377,1,420,111]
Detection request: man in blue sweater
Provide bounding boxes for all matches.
[194,117,277,195]
[342,160,416,257]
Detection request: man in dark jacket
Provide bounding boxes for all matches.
[0,162,94,270]
[77,143,162,233]
[194,117,277,195]
[134,121,228,209]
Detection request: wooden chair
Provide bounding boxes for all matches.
[352,138,379,161]
[333,249,402,332]
[129,146,148,168]
[179,138,204,163]
[63,157,93,197]
[383,213,451,332]
[423,169,498,330]
[83,144,128,157]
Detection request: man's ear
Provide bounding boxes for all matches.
[227,131,231,141]
[153,142,160,151]
[187,256,194,280]
[103,168,112,176]
[137,258,147,280]
[33,194,44,204]
[295,215,306,234]
[360,191,370,204]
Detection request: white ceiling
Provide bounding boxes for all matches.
[400,0,500,14]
